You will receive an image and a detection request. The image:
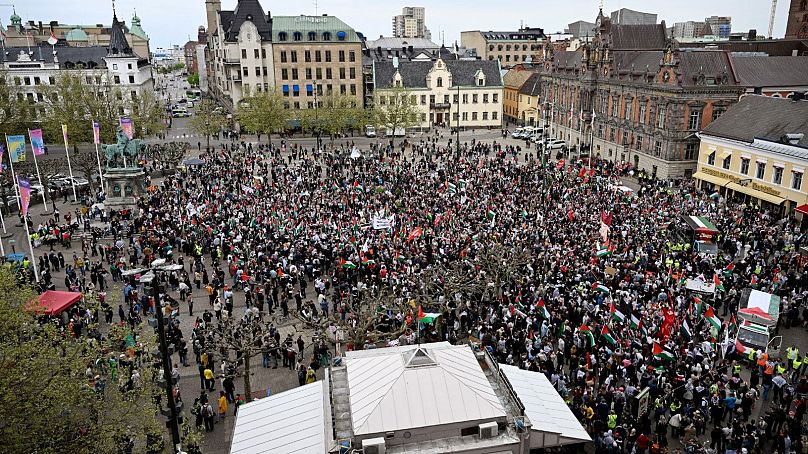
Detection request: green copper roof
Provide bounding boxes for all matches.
[65,26,89,41]
[272,15,359,43]
[129,12,148,40]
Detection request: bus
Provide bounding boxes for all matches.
[186,89,202,100]
[171,107,191,118]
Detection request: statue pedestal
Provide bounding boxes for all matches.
[103,167,145,209]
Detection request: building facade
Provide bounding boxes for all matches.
[695,95,808,214]
[272,15,363,109]
[2,12,154,121]
[461,28,547,67]
[518,73,543,126]
[540,10,745,179]
[503,66,536,124]
[373,57,503,129]
[207,0,275,109]
[705,16,732,38]
[392,7,431,40]
[785,0,808,39]
[610,8,657,25]
[2,8,150,60]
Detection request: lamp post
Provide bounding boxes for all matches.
[136,259,184,453]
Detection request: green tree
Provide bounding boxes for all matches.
[371,86,420,147]
[236,88,288,146]
[38,72,94,145]
[187,73,200,87]
[128,89,167,139]
[188,99,226,150]
[0,71,33,136]
[0,270,166,452]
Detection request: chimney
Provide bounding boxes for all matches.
[783,133,804,145]
[748,29,756,40]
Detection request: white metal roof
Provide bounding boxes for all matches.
[345,342,506,435]
[499,365,591,446]
[229,379,330,454]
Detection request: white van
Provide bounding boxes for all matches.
[365,125,376,137]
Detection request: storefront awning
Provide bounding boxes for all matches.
[727,182,785,205]
[795,204,808,215]
[692,171,727,187]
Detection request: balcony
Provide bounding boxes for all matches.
[222,58,240,65]
[430,103,451,109]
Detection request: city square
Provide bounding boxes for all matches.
[1,1,808,454]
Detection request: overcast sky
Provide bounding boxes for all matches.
[12,0,791,48]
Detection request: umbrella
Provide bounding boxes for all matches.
[182,157,205,166]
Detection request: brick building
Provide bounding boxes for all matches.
[785,0,808,39]
[539,10,745,179]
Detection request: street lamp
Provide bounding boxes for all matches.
[134,258,184,453]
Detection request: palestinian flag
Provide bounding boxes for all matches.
[734,339,747,354]
[601,326,617,345]
[458,179,468,190]
[520,210,528,218]
[341,260,357,270]
[728,314,737,334]
[487,209,496,220]
[447,182,457,194]
[536,298,551,319]
[592,282,610,294]
[629,313,641,330]
[725,262,735,274]
[417,305,440,324]
[704,306,721,329]
[713,274,725,292]
[557,320,566,337]
[596,245,612,258]
[681,319,692,339]
[693,296,703,316]
[653,342,674,361]
[610,303,625,323]
[580,324,595,347]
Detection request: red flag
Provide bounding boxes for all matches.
[417,305,425,320]
[652,342,664,356]
[556,159,565,170]
[578,167,587,178]
[407,227,423,241]
[589,167,595,177]
[568,209,574,222]
[601,211,613,226]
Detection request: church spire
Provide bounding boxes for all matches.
[108,5,134,57]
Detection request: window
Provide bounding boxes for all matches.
[339,68,346,79]
[624,98,632,121]
[292,85,299,96]
[483,94,489,103]
[462,112,468,121]
[127,63,133,70]
[483,112,488,120]
[281,68,289,80]
[463,94,468,104]
[291,69,298,80]
[349,67,356,79]
[315,50,322,62]
[305,51,311,62]
[340,84,346,94]
[112,64,118,70]
[339,50,345,62]
[430,95,436,104]
[688,109,702,130]
[350,84,356,95]
[23,76,31,85]
[325,51,332,62]
[306,68,312,79]
[492,112,498,120]
[290,51,298,63]
[279,32,288,41]
[722,155,731,170]
[255,66,260,77]
[453,94,459,103]
[453,112,459,121]
[472,112,478,121]
[740,158,750,175]
[639,102,647,124]
[421,95,426,105]
[263,67,268,76]
[712,106,725,121]
[656,105,666,128]
[241,49,247,59]
[756,162,766,179]
[436,77,443,87]
[316,68,322,79]
[492,93,498,103]
[280,51,287,63]
[293,32,302,41]
[262,49,267,59]
[707,151,716,165]
[308,31,316,41]
[656,141,664,155]
[128,75,135,84]
[323,32,331,41]
[793,171,803,190]
[306,85,313,96]
[254,49,260,58]
[114,75,121,84]
[49,77,55,85]
[773,166,784,185]
[473,94,478,103]
[349,51,356,62]
[685,143,697,160]
[326,68,332,79]
[636,135,643,150]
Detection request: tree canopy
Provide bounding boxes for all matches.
[236,88,288,145]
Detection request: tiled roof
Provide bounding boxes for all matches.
[367,37,439,50]
[3,45,109,68]
[731,56,808,89]
[519,72,543,96]
[553,50,582,69]
[678,50,738,87]
[611,24,667,50]
[503,68,534,88]
[374,59,502,89]
[220,0,272,42]
[613,50,663,74]
[702,95,808,147]
[107,14,134,57]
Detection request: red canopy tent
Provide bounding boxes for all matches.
[32,291,83,316]
[796,205,808,216]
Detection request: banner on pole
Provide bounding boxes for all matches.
[30,129,45,156]
[18,177,30,217]
[120,117,134,139]
[0,144,4,173]
[92,121,101,145]
[7,135,26,162]
[61,124,69,148]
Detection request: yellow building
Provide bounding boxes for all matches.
[694,95,808,214]
[518,73,543,126]
[502,66,534,125]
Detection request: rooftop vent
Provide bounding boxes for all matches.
[783,133,804,145]
[403,347,437,368]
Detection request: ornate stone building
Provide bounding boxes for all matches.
[540,10,745,179]
[785,0,808,39]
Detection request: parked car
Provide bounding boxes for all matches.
[539,139,567,151]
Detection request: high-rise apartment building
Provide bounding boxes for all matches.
[705,16,732,38]
[609,8,657,25]
[392,7,431,39]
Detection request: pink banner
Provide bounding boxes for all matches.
[120,117,134,140]
[18,177,31,217]
[29,129,45,156]
[92,121,101,145]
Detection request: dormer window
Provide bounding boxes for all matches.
[323,32,332,41]
[278,32,287,41]
[478,78,484,86]
[437,77,443,87]
[293,32,302,41]
[308,31,316,41]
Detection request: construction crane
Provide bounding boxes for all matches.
[768,0,777,39]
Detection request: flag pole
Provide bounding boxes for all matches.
[27,129,50,213]
[5,135,22,213]
[19,186,38,282]
[62,125,77,202]
[92,121,105,190]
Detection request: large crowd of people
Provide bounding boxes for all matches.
[20,131,808,453]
